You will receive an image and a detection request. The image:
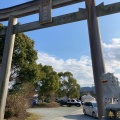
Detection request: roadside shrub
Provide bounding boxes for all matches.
[4,109,13,119]
[4,94,27,119]
[4,83,35,119]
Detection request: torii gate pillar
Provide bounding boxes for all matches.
[85,0,106,119]
[0,16,17,120]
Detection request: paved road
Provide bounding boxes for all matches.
[27,106,98,120]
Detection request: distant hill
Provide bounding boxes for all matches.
[81,87,95,92]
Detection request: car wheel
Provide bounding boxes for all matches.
[76,104,80,107]
[67,104,71,107]
[83,109,86,115]
[92,112,96,118]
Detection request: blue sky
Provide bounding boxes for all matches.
[1,0,120,87]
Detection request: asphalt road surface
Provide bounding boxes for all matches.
[27,106,98,120]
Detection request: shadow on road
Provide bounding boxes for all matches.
[64,114,98,120]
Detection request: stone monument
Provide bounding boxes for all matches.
[100,73,120,120]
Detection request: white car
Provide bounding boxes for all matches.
[83,101,98,118]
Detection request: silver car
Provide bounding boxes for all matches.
[83,101,98,118]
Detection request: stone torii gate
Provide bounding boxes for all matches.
[0,0,120,119]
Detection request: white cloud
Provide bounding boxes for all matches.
[37,52,93,87]
[36,38,120,87]
[103,38,120,60]
[102,38,120,77]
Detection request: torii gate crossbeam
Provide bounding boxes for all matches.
[0,2,120,35]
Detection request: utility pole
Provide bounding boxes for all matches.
[0,16,17,120]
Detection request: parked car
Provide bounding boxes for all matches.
[67,99,81,107]
[60,99,82,107]
[83,101,98,118]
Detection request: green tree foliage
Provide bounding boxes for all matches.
[12,33,40,82]
[57,71,80,99]
[0,24,41,84]
[38,65,59,101]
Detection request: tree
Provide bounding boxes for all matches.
[38,65,59,102]
[57,71,80,99]
[12,33,40,83]
[0,24,42,95]
[0,24,41,83]
[0,23,41,118]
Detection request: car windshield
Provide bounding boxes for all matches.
[92,103,97,108]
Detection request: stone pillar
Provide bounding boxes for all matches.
[0,16,17,120]
[85,0,106,119]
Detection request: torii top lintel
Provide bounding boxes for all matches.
[0,0,84,21]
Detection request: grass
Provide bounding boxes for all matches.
[7,113,39,120]
[25,113,40,120]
